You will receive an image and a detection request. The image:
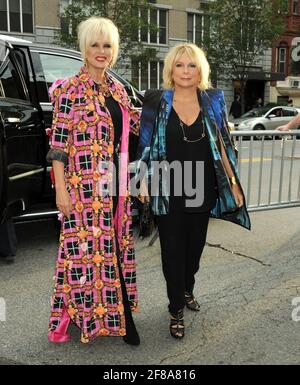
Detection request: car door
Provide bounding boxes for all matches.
[265,108,285,130]
[34,49,143,127]
[29,50,83,197]
[281,107,298,128]
[0,114,5,221]
[33,50,82,129]
[0,41,44,221]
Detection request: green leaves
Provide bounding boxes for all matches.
[205,0,287,83]
[56,0,158,74]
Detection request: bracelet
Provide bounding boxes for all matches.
[46,148,68,166]
[230,176,237,185]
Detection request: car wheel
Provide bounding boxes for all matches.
[253,124,265,140]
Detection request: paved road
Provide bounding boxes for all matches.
[0,206,299,365]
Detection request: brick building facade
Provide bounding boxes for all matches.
[271,0,300,107]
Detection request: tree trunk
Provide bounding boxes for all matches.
[240,78,246,114]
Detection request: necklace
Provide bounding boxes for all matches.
[178,114,206,143]
[93,77,111,97]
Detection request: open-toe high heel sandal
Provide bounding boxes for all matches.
[169,309,184,339]
[185,292,200,312]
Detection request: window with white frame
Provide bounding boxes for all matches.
[132,60,164,91]
[187,13,203,45]
[277,46,287,74]
[0,0,33,33]
[139,7,168,45]
[293,0,299,15]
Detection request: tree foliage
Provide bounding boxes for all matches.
[204,0,288,84]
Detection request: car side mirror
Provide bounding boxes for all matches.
[268,114,276,119]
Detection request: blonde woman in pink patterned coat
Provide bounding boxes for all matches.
[46,17,140,345]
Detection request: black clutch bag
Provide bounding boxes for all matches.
[138,200,155,239]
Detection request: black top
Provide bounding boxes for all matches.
[105,95,122,147]
[166,107,217,212]
[105,96,122,216]
[229,99,242,119]
[105,94,139,162]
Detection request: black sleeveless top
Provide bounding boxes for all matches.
[166,107,217,212]
[105,96,122,216]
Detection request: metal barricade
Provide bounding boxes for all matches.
[232,130,300,212]
[147,129,300,246]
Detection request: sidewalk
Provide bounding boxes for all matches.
[0,207,299,365]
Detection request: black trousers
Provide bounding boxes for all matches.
[156,210,210,314]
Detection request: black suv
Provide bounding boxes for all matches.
[0,35,143,257]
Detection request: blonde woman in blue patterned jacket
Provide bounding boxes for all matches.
[138,43,251,340]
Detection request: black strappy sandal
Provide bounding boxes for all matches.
[185,292,201,312]
[169,309,185,339]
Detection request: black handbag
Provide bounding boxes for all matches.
[0,220,17,262]
[137,200,155,239]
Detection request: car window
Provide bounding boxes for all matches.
[0,59,26,100]
[241,107,270,118]
[269,108,282,117]
[282,108,297,117]
[0,41,8,66]
[39,53,82,90]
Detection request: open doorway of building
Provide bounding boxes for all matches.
[244,80,265,112]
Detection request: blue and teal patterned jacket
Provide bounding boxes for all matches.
[138,88,251,230]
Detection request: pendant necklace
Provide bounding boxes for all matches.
[178,113,206,143]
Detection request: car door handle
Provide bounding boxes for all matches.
[5,117,21,124]
[17,123,36,130]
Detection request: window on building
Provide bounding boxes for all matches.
[187,13,203,46]
[277,46,287,74]
[0,0,33,33]
[9,0,21,32]
[0,0,8,31]
[132,60,164,90]
[293,0,299,15]
[140,7,168,45]
[277,95,289,105]
[22,0,33,33]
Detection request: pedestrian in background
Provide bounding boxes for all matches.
[229,94,242,119]
[138,43,251,340]
[254,97,263,108]
[46,17,140,345]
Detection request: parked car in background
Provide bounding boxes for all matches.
[232,105,300,132]
[0,35,143,257]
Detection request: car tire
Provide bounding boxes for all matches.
[253,124,265,140]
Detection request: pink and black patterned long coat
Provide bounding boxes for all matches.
[48,66,140,343]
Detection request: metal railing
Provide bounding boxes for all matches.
[232,130,300,212]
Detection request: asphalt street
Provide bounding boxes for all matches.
[0,205,299,365]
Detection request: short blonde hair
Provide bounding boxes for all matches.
[77,17,119,67]
[163,43,211,90]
